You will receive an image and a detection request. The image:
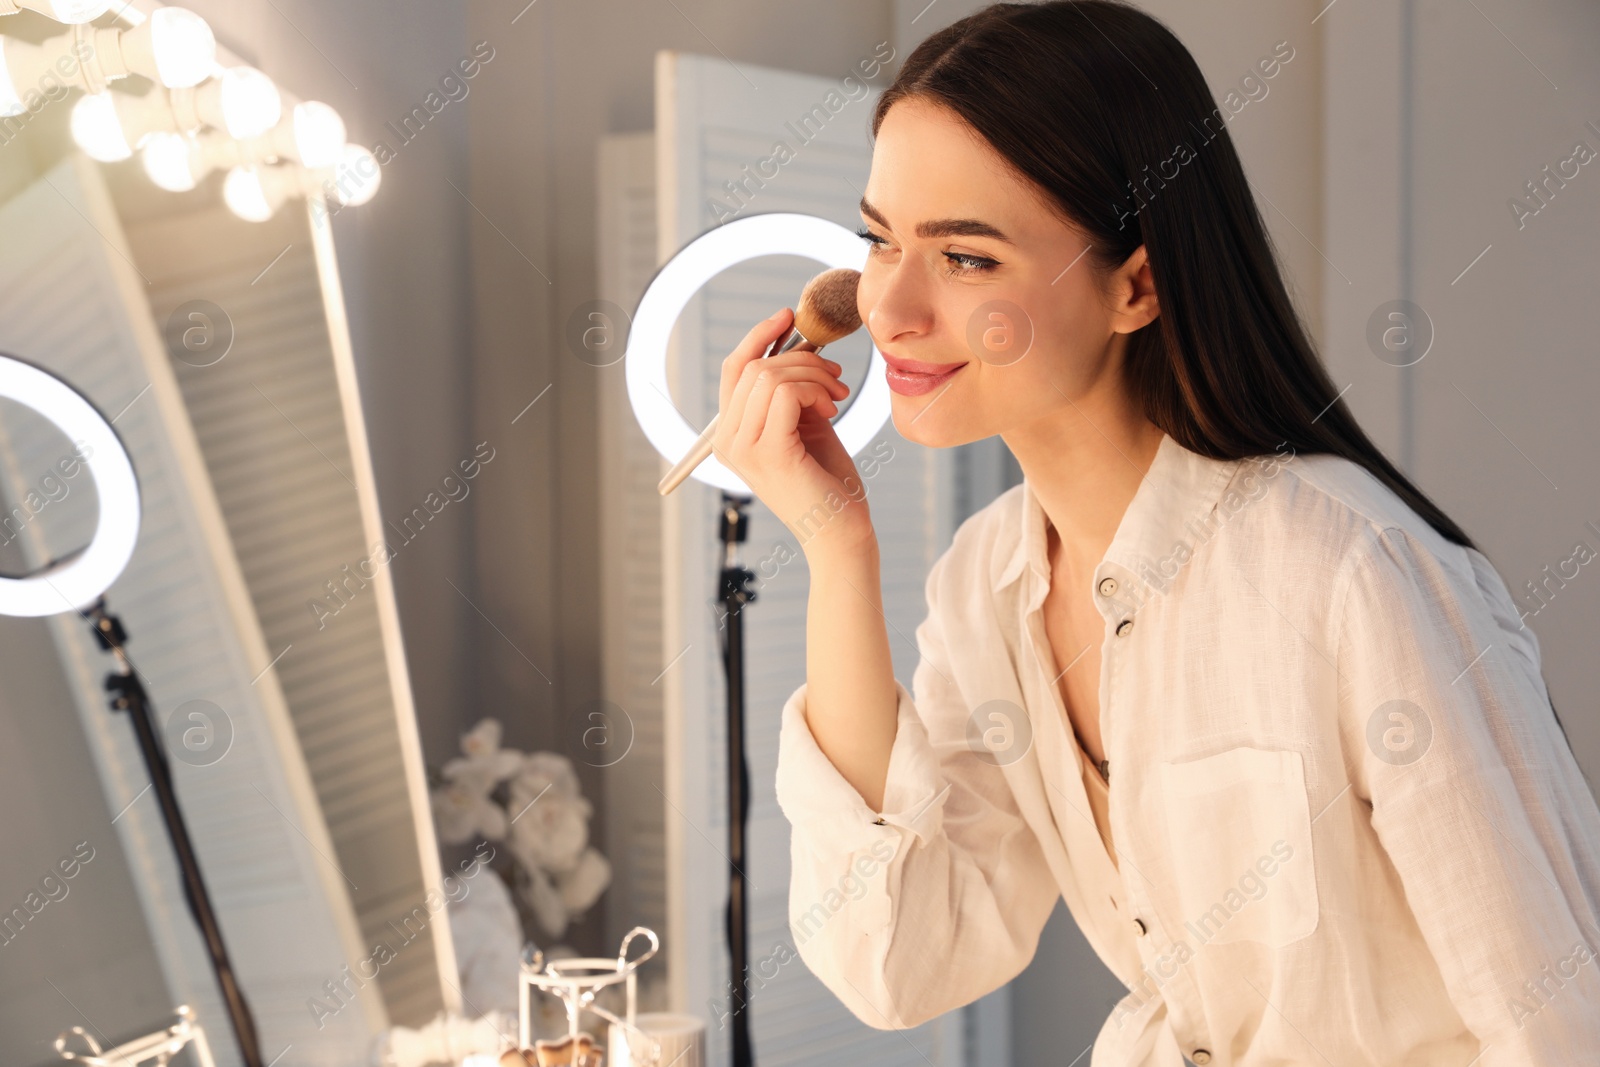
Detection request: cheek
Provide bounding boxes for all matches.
[964,300,1034,367]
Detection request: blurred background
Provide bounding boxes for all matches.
[0,0,1596,1064]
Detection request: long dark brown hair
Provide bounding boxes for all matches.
[874,1,1594,759]
[873,0,1476,551]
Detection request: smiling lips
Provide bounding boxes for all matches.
[882,353,968,397]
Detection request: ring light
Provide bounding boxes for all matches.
[624,212,891,494]
[0,353,141,617]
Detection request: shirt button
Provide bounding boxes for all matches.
[1133,917,1147,936]
[1115,619,1133,637]
[1097,576,1118,597]
[1191,1051,1212,1065]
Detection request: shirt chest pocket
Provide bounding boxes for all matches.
[1158,745,1320,949]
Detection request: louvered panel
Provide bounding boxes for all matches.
[120,200,449,1029]
[598,131,671,987]
[656,53,962,1067]
[0,155,383,1066]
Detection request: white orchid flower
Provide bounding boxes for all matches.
[460,717,503,757]
[516,751,581,800]
[443,718,523,796]
[441,750,521,796]
[509,792,591,874]
[431,780,508,845]
[436,725,611,939]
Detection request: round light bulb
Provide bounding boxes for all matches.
[331,144,381,206]
[43,0,114,23]
[291,101,345,169]
[70,92,133,162]
[223,166,274,222]
[142,132,197,192]
[218,67,281,140]
[148,8,217,89]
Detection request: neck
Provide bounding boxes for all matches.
[1000,381,1164,582]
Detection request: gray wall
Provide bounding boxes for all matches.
[1409,0,1600,763]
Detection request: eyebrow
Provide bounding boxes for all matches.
[859,197,1014,245]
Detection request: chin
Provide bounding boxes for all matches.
[889,404,964,449]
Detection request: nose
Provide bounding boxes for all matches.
[863,247,936,346]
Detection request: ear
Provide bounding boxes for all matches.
[1108,245,1160,334]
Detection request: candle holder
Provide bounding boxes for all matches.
[519,926,662,1065]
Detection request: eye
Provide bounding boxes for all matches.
[857,227,999,275]
[943,250,999,274]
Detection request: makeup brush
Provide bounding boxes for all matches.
[657,267,862,496]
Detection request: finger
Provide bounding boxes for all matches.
[775,362,851,401]
[761,347,846,382]
[762,380,808,464]
[731,366,781,451]
[748,379,837,455]
[723,352,845,431]
[724,363,829,448]
[716,338,795,458]
[720,308,793,413]
[728,365,848,446]
[767,376,842,447]
[737,375,837,452]
[790,345,844,378]
[738,361,851,403]
[721,325,848,414]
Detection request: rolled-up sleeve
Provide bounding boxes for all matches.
[1336,524,1600,1062]
[773,547,1059,1030]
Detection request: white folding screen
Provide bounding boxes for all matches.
[598,50,971,1066]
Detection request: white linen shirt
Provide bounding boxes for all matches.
[774,431,1600,1066]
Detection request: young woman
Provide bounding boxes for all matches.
[709,2,1600,1063]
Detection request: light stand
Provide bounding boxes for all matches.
[622,214,892,1066]
[715,492,756,1067]
[0,349,260,1062]
[86,597,266,1067]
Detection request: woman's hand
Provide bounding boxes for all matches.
[712,307,874,558]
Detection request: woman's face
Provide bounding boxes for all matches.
[856,95,1157,448]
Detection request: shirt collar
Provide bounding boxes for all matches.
[993,432,1245,604]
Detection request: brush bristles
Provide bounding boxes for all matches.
[794,268,862,348]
